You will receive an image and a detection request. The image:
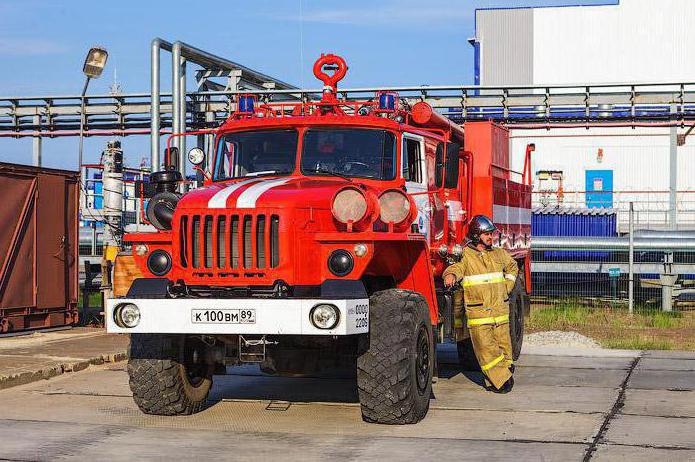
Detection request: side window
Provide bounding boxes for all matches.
[435,143,444,187]
[444,142,460,189]
[402,137,422,183]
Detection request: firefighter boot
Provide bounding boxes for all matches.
[492,376,514,394]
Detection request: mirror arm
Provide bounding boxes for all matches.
[193,165,211,182]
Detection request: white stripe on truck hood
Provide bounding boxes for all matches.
[207,178,260,208]
[236,178,292,208]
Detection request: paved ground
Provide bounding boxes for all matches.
[0,333,693,461]
[0,328,127,390]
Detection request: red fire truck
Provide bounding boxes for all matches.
[107,54,532,424]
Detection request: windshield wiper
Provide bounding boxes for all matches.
[313,167,353,182]
[244,170,291,178]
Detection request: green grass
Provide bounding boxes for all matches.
[77,291,103,308]
[528,302,695,351]
[601,337,673,350]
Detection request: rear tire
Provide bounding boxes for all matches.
[128,334,213,415]
[357,289,433,424]
[509,277,528,360]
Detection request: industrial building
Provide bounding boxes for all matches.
[473,0,695,231]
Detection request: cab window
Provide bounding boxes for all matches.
[215,130,298,180]
[301,128,396,180]
[402,137,422,183]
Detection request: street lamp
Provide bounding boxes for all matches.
[78,46,108,179]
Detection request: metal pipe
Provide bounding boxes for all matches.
[77,76,91,173]
[634,229,695,238]
[0,129,166,138]
[151,38,172,173]
[172,42,182,161]
[629,202,634,315]
[669,109,678,229]
[179,56,186,172]
[32,114,41,166]
[532,236,695,251]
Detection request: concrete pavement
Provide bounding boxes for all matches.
[0,336,692,461]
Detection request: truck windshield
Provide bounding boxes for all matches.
[301,128,396,180]
[215,130,298,180]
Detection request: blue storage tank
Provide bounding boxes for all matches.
[532,206,617,260]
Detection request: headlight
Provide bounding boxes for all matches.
[134,244,148,256]
[328,249,354,277]
[379,189,413,225]
[147,249,172,276]
[310,304,340,329]
[331,187,368,224]
[114,303,140,328]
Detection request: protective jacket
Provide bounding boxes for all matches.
[444,244,519,389]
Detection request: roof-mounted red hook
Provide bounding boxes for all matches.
[313,54,348,101]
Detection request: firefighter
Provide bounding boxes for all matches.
[443,215,518,393]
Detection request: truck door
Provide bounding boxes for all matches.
[402,133,430,241]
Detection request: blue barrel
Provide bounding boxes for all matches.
[532,206,617,260]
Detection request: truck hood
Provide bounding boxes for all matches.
[178,176,358,210]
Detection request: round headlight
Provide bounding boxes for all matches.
[379,189,412,224]
[147,249,172,276]
[134,244,148,256]
[354,243,368,257]
[331,187,367,224]
[310,304,340,330]
[187,147,205,166]
[114,303,140,328]
[328,249,354,277]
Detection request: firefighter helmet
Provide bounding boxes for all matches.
[467,215,497,244]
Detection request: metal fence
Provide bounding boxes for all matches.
[533,190,695,232]
[530,204,695,313]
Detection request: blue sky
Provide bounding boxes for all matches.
[0,0,616,170]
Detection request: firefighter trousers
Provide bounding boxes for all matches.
[466,306,513,389]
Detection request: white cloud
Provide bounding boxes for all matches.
[0,38,68,56]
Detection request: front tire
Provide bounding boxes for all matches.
[128,334,213,415]
[357,289,433,424]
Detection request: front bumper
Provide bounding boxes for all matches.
[105,297,369,336]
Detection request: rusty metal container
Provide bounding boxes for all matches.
[0,162,79,333]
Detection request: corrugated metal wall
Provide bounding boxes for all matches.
[475,8,534,86]
[0,163,79,333]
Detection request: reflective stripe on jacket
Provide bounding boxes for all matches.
[443,245,519,312]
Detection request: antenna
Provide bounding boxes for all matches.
[110,68,122,96]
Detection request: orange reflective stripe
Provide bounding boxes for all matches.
[481,354,505,371]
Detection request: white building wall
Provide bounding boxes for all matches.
[533,0,695,85]
[476,0,695,228]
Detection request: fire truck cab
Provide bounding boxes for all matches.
[107,54,531,424]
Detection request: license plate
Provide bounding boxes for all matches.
[191,309,256,324]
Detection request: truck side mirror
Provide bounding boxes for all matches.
[187,148,205,166]
[444,142,460,188]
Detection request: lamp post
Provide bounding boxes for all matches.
[78,47,108,178]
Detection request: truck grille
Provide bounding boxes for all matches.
[178,213,280,271]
